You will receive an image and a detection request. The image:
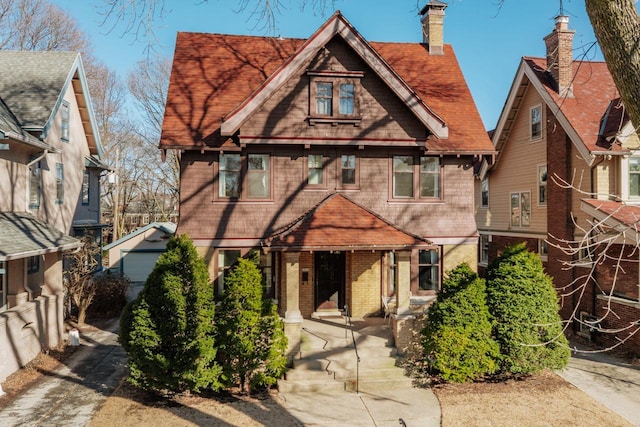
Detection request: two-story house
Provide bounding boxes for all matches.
[160,3,494,352]
[476,15,640,355]
[0,51,106,388]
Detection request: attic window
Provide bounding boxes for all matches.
[530,105,542,140]
[307,70,363,126]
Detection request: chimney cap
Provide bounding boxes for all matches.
[420,0,448,16]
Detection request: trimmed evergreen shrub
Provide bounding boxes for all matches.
[486,243,570,376]
[216,254,287,392]
[119,234,221,393]
[422,263,499,383]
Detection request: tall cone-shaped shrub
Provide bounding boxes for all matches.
[486,243,570,375]
[216,255,287,393]
[422,263,499,382]
[119,234,221,392]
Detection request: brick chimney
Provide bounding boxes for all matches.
[544,15,575,97]
[420,1,447,55]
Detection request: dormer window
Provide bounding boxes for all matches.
[307,70,363,125]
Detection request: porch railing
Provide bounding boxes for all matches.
[343,304,361,395]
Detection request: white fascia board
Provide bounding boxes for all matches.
[492,61,527,150]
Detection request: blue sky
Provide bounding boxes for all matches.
[53,0,602,129]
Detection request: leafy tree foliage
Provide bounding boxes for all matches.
[119,235,221,393]
[422,263,499,382]
[216,254,287,393]
[486,243,570,376]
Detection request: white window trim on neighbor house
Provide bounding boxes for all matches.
[530,104,543,141]
[481,177,489,208]
[622,153,640,202]
[479,234,490,266]
[510,191,531,227]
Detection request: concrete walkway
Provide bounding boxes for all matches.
[279,317,441,426]
[558,344,640,427]
[0,318,127,427]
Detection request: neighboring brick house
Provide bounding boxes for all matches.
[0,51,106,388]
[476,16,640,354]
[160,4,494,351]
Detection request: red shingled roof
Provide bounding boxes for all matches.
[263,193,433,251]
[582,199,640,233]
[160,12,492,154]
[525,57,623,153]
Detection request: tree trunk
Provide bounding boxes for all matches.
[77,305,88,325]
[585,0,640,129]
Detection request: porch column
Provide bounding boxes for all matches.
[395,251,412,315]
[283,252,302,360]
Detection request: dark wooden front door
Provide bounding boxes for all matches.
[314,251,345,311]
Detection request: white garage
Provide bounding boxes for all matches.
[104,222,176,285]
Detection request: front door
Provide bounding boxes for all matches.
[314,251,345,311]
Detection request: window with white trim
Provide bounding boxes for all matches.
[61,101,70,141]
[538,239,548,261]
[481,178,489,207]
[538,165,547,204]
[629,157,640,198]
[510,192,531,227]
[56,163,64,204]
[480,234,489,265]
[29,160,41,209]
[530,105,542,139]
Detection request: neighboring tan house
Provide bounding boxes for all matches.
[0,51,106,388]
[104,221,176,285]
[160,4,494,352]
[476,15,640,354]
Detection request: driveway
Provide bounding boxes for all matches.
[0,319,127,427]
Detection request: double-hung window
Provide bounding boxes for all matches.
[307,154,325,186]
[393,155,441,200]
[82,170,90,205]
[480,234,490,265]
[340,154,357,187]
[316,82,333,115]
[481,178,489,207]
[219,153,241,198]
[29,160,41,209]
[56,163,64,204]
[247,154,269,198]
[418,249,439,291]
[219,153,271,200]
[629,157,640,198]
[339,83,355,115]
[510,192,531,227]
[61,101,70,141]
[531,105,542,140]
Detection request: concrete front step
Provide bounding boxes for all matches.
[278,378,345,393]
[344,377,414,393]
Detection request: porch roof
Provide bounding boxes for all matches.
[262,193,433,252]
[0,212,81,261]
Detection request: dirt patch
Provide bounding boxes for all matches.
[434,370,633,427]
[89,381,299,427]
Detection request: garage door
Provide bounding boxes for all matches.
[121,251,164,283]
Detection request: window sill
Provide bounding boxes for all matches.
[388,199,444,204]
[307,116,362,126]
[213,199,275,204]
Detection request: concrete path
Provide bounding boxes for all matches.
[0,319,127,427]
[558,346,640,426]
